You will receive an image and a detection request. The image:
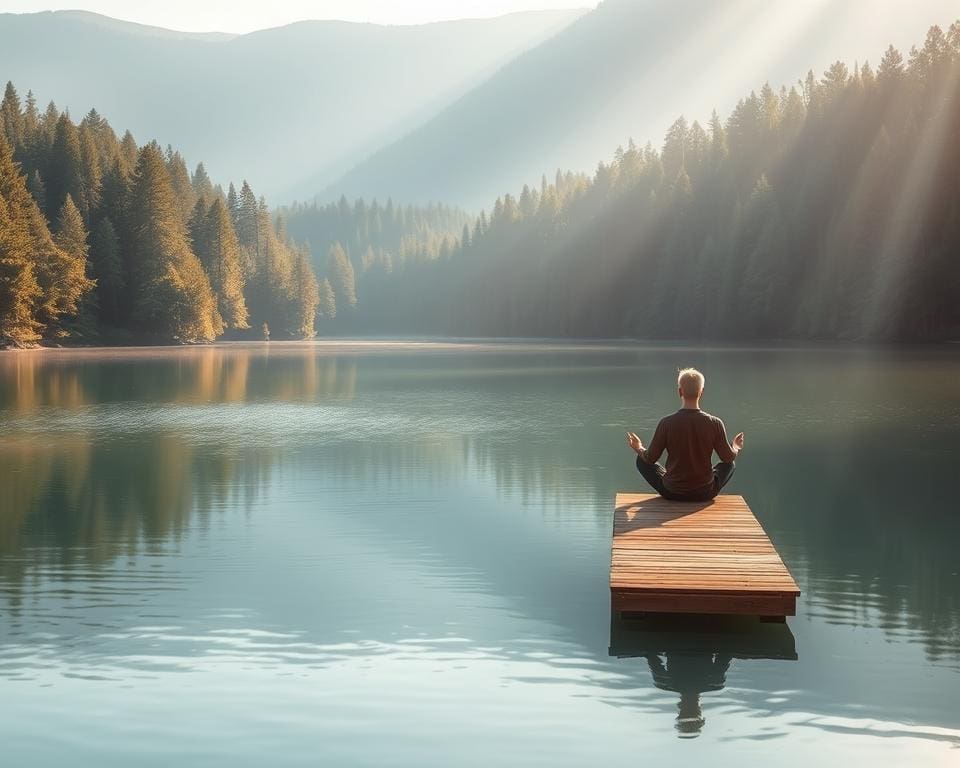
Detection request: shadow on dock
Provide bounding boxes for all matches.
[609,612,798,737]
[613,496,713,531]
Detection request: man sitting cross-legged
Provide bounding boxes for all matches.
[627,368,744,502]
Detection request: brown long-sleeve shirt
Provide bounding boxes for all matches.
[642,408,736,494]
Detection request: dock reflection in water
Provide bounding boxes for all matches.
[609,613,798,737]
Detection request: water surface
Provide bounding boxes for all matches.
[1,342,958,765]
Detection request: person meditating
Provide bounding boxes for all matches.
[626,368,744,502]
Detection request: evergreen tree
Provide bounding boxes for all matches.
[317,278,336,320]
[878,44,905,83]
[226,181,239,223]
[0,197,42,346]
[0,138,41,346]
[191,162,215,204]
[1,82,22,147]
[235,180,259,253]
[90,216,124,325]
[198,198,249,330]
[45,113,86,219]
[662,115,689,182]
[127,143,222,342]
[54,194,89,265]
[165,147,195,227]
[326,242,357,309]
[97,159,132,315]
[118,130,138,173]
[0,137,92,342]
[292,247,319,338]
[78,126,102,221]
[22,91,38,128]
[188,197,209,257]
[26,169,45,205]
[54,194,98,338]
[99,159,130,226]
[80,107,116,166]
[40,101,59,137]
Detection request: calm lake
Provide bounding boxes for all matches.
[1,341,958,765]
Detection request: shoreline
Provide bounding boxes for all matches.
[2,337,959,358]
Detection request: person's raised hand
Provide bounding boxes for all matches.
[626,431,644,455]
[733,432,745,451]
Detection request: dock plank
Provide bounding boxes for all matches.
[610,493,799,618]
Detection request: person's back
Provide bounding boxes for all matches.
[649,409,736,494]
[627,368,743,502]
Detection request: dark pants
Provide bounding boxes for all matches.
[636,456,736,502]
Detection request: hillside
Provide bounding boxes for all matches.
[327,0,960,208]
[317,21,960,341]
[0,9,585,201]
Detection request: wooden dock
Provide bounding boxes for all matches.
[610,493,799,620]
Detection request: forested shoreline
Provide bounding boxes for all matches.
[344,21,960,341]
[0,86,477,348]
[2,21,959,347]
[0,90,332,346]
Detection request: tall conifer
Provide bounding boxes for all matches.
[198,198,249,330]
[46,114,85,219]
[127,143,222,342]
[90,216,124,324]
[0,137,41,346]
[326,242,357,309]
[54,194,98,338]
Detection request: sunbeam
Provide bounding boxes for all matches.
[864,28,960,337]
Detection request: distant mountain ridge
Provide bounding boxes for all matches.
[0,8,586,201]
[326,0,960,208]
[24,10,238,41]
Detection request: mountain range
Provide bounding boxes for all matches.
[327,0,960,208]
[2,1,958,209]
[0,8,585,201]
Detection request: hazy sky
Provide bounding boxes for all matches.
[4,1,594,32]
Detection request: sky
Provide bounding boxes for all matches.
[3,1,594,33]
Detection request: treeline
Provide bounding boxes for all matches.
[280,196,471,277]
[329,22,960,341]
[0,86,325,346]
[5,22,958,346]
[277,196,472,331]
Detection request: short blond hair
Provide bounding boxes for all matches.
[677,367,705,398]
